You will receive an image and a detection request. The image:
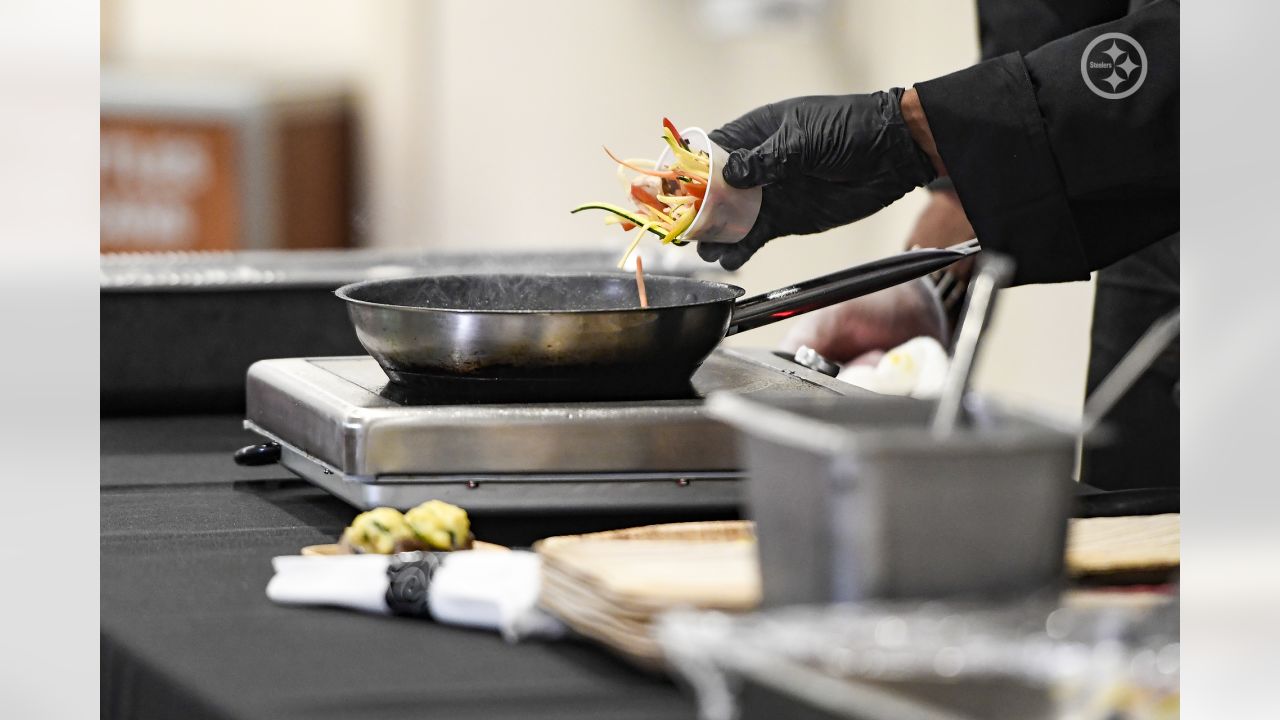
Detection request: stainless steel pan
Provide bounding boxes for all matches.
[335,241,979,401]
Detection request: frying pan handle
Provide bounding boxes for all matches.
[725,240,981,336]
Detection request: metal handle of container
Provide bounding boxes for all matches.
[1081,308,1180,435]
[930,253,1015,436]
[234,442,281,466]
[725,240,980,336]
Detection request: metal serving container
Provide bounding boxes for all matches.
[707,393,1078,605]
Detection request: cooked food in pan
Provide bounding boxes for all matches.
[572,117,709,267]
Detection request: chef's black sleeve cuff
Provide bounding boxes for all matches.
[914,54,1091,285]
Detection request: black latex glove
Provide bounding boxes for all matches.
[702,88,937,270]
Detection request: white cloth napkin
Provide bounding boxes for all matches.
[266,550,564,640]
[268,553,393,614]
[836,336,950,398]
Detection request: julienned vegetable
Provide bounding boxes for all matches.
[572,117,711,268]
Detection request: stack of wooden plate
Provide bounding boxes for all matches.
[535,521,759,668]
[535,515,1179,669]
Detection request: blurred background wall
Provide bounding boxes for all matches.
[101,0,1094,416]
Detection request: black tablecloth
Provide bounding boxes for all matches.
[101,415,721,720]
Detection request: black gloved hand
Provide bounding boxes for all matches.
[703,88,936,270]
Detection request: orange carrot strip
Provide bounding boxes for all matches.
[603,146,679,179]
[635,256,649,308]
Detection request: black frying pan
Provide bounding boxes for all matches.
[335,241,979,401]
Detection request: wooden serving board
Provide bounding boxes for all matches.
[534,521,761,668]
[539,539,760,614]
[1065,513,1180,577]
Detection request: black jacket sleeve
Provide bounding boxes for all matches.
[977,0,1132,59]
[914,0,1178,284]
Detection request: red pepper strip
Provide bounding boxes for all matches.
[630,184,665,213]
[662,117,688,150]
[620,221,636,231]
[603,146,679,179]
[679,179,707,199]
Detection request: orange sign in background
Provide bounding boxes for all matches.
[101,118,241,253]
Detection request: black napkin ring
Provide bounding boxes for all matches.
[385,551,445,618]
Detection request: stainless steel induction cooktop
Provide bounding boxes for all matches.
[243,348,860,512]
